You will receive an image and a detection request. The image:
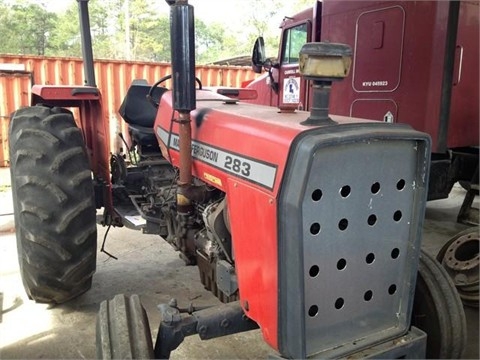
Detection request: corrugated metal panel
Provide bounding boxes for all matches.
[0,70,32,166]
[0,55,259,166]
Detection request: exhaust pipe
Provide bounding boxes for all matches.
[77,0,96,87]
[170,1,196,112]
[168,0,196,214]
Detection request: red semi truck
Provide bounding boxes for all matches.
[248,0,479,204]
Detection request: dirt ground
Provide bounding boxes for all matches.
[0,166,478,359]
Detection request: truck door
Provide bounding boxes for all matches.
[277,22,310,111]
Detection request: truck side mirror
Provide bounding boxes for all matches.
[251,37,266,74]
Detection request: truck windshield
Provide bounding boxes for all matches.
[282,23,308,64]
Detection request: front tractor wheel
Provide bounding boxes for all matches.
[96,294,154,359]
[9,106,97,304]
[412,249,467,359]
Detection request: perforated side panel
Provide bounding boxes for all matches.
[278,124,430,359]
[303,140,418,355]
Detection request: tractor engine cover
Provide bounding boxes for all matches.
[154,90,431,359]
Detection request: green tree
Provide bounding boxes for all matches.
[122,0,167,61]
[0,0,316,62]
[0,2,15,53]
[48,0,122,59]
[293,0,315,13]
[240,0,284,60]
[47,4,81,57]
[0,2,57,55]
[195,19,226,64]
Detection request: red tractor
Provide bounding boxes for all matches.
[8,0,466,358]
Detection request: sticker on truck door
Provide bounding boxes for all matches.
[283,77,301,103]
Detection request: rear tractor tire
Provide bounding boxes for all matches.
[9,106,97,304]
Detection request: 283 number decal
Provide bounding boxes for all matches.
[224,156,251,177]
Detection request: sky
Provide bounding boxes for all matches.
[159,0,252,30]
[38,0,301,34]
[25,0,306,52]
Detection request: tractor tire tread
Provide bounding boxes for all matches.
[96,294,154,359]
[413,249,467,359]
[9,106,97,304]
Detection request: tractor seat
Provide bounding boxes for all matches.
[128,124,158,148]
[119,79,167,128]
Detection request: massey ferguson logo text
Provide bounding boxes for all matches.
[157,127,277,189]
[173,137,219,162]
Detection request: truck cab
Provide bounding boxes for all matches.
[248,0,479,204]
[246,2,321,111]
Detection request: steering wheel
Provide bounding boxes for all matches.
[147,74,203,108]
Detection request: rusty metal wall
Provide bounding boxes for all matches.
[0,55,258,166]
[0,70,32,166]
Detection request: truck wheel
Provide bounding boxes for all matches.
[436,227,479,308]
[436,226,479,263]
[96,294,154,359]
[411,249,467,359]
[9,106,97,304]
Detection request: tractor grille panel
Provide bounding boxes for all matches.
[278,125,430,359]
[303,140,418,355]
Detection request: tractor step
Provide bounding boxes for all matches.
[113,205,146,230]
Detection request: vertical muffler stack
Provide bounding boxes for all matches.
[298,43,352,126]
[77,0,96,87]
[169,0,196,214]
